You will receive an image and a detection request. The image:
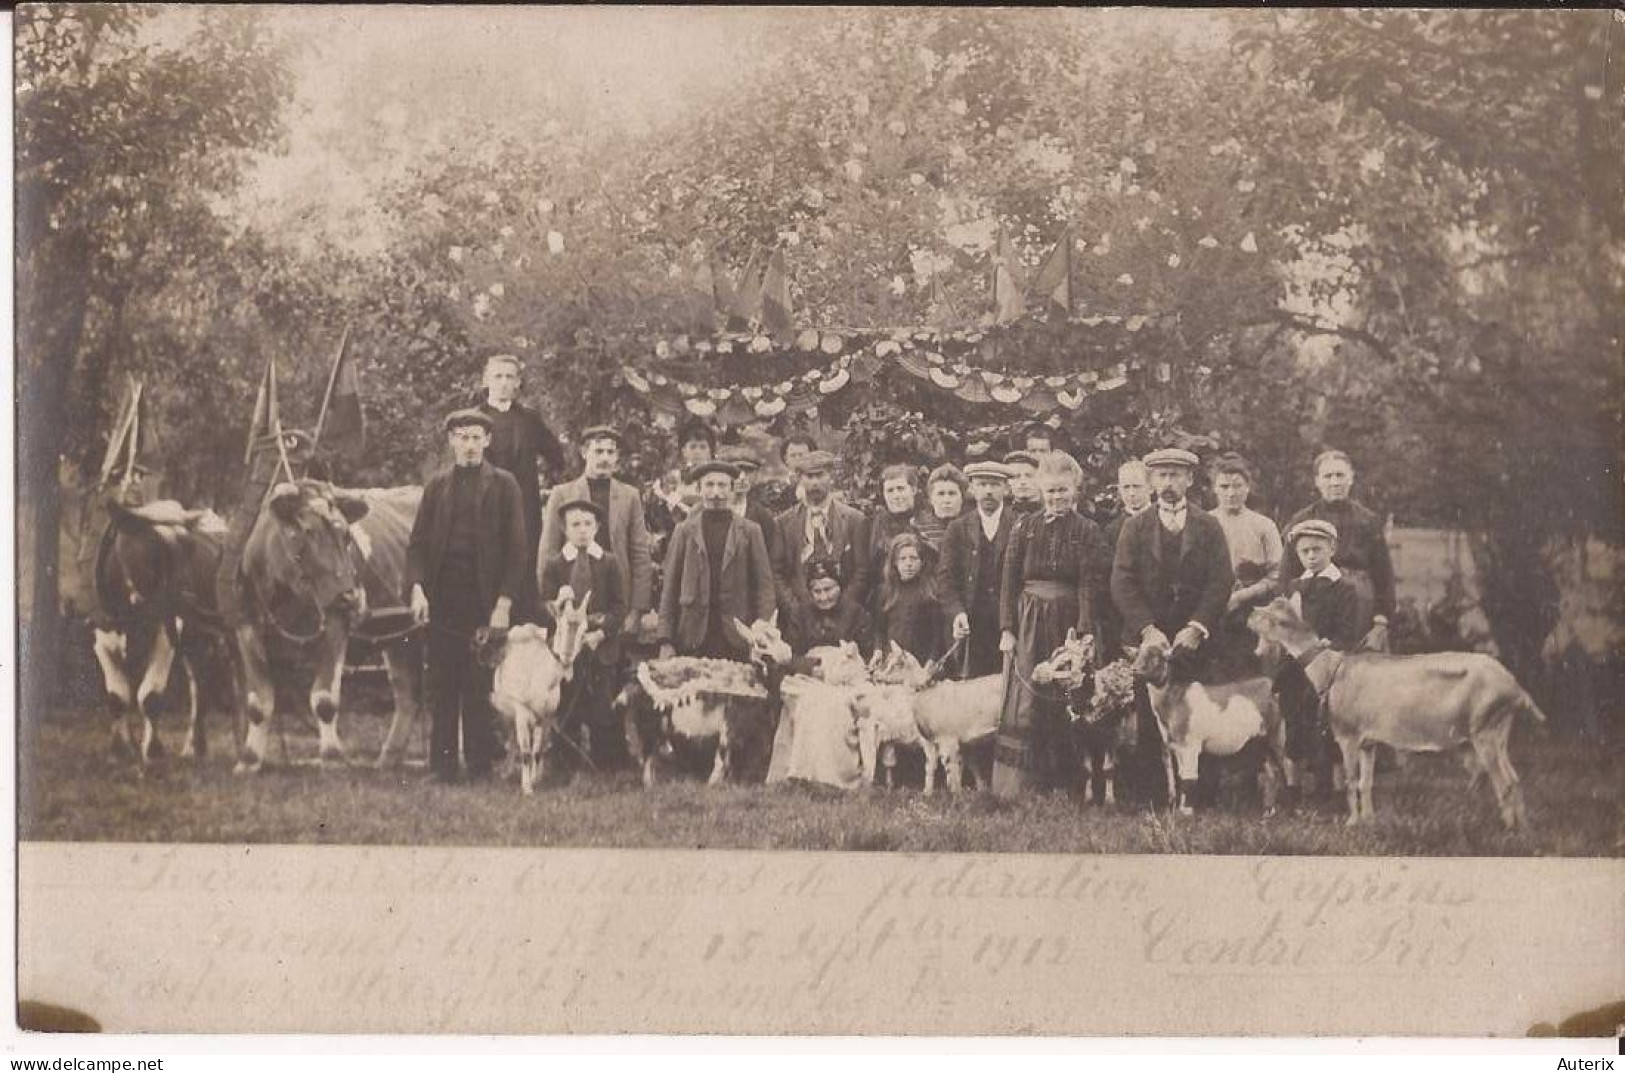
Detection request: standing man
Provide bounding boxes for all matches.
[540,425,653,638]
[720,443,780,566]
[772,449,870,618]
[1110,448,1235,672]
[1111,448,1234,805]
[1279,449,1395,651]
[407,409,528,783]
[1210,452,1283,677]
[937,460,1016,678]
[658,461,776,660]
[1100,459,1153,654]
[476,352,566,623]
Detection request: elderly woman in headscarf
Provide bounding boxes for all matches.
[993,450,1110,798]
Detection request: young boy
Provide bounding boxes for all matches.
[1273,518,1361,800]
[538,499,627,771]
[1283,519,1361,651]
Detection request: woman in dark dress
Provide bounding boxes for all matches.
[992,450,1110,798]
[875,532,947,666]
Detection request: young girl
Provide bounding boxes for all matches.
[876,532,947,666]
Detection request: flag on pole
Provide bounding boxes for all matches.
[244,351,280,465]
[708,251,737,324]
[314,325,364,459]
[729,248,765,330]
[99,377,141,486]
[992,232,1028,325]
[1029,230,1073,317]
[761,246,794,341]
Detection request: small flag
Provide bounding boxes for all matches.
[709,251,737,322]
[729,248,765,330]
[1029,230,1073,317]
[315,326,364,459]
[992,233,1027,325]
[244,352,280,465]
[687,260,720,336]
[761,247,794,341]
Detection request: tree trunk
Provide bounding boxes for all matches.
[17,221,92,718]
[1469,528,1562,725]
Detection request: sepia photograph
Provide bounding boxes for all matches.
[10,4,1624,1042]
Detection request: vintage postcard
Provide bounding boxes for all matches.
[11,5,1623,1043]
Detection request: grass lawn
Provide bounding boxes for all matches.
[19,702,1623,856]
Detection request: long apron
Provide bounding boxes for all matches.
[991,580,1079,797]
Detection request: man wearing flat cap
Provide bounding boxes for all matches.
[771,449,870,620]
[937,460,1017,678]
[1110,447,1235,664]
[658,460,776,660]
[474,351,567,623]
[540,423,653,638]
[719,443,780,564]
[406,408,529,782]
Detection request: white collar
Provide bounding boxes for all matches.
[1300,563,1343,582]
[486,397,514,413]
[561,541,604,562]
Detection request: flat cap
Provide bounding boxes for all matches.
[794,450,837,474]
[718,446,761,473]
[1003,450,1040,468]
[1143,447,1200,470]
[444,408,493,433]
[578,424,624,448]
[1287,519,1339,545]
[556,498,605,523]
[963,460,1011,481]
[685,459,739,483]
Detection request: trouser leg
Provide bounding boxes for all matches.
[426,625,463,778]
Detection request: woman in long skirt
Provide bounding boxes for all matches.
[993,450,1109,797]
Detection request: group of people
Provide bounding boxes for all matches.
[408,351,1397,797]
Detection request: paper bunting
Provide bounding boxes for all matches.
[623,314,1171,422]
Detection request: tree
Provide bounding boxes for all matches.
[17,6,295,707]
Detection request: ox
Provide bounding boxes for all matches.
[864,643,1002,793]
[234,480,368,771]
[1248,595,1545,828]
[1132,643,1285,815]
[486,592,592,795]
[88,496,226,761]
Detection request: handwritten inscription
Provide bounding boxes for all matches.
[20,844,1617,1035]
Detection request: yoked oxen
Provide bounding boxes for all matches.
[1248,594,1545,829]
[88,495,227,761]
[233,480,425,773]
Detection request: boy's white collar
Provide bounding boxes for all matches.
[562,541,604,562]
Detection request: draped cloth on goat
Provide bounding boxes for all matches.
[766,675,865,790]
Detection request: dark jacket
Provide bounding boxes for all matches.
[936,507,1016,624]
[1285,570,1362,651]
[785,597,874,662]
[1110,507,1235,641]
[538,546,626,665]
[658,511,776,653]
[771,498,871,615]
[478,399,565,533]
[406,462,528,613]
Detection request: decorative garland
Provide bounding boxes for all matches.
[621,316,1175,422]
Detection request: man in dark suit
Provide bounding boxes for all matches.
[407,409,529,783]
[1100,459,1152,656]
[936,460,1016,678]
[1110,448,1235,672]
[476,352,566,623]
[1111,448,1235,805]
[658,461,777,660]
[771,450,870,618]
[719,444,781,566]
